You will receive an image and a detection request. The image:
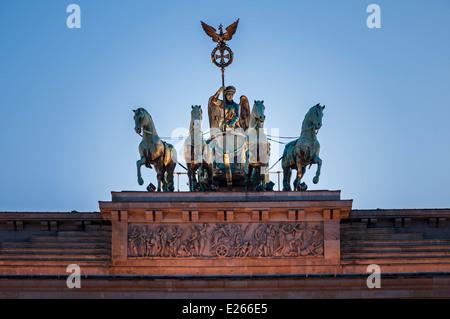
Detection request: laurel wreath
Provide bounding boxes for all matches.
[211,45,234,68]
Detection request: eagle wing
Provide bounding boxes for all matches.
[201,21,219,43]
[239,95,250,132]
[224,19,240,41]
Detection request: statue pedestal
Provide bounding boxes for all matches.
[99,190,352,276]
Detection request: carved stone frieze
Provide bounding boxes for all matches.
[127,222,324,258]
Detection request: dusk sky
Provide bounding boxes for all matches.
[0,0,449,212]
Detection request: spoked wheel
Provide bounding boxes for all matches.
[215,245,228,257]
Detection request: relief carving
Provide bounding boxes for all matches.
[128,222,323,258]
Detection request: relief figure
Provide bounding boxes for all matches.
[127,222,324,258]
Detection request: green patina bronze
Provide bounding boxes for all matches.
[282,103,325,191]
[131,20,327,193]
[133,108,177,192]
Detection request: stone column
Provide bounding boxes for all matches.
[111,210,128,265]
[323,209,341,264]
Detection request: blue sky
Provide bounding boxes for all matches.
[0,0,449,212]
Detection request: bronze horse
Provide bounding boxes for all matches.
[282,103,325,191]
[244,100,270,191]
[183,105,214,191]
[133,108,177,192]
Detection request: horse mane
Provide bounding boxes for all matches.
[301,106,317,133]
[189,106,203,136]
[139,108,158,135]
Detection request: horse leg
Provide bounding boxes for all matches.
[254,166,264,191]
[157,174,163,192]
[294,166,307,191]
[187,163,194,192]
[198,169,205,191]
[256,166,262,191]
[245,165,253,192]
[312,155,322,184]
[137,156,146,186]
[154,161,164,192]
[282,167,291,191]
[260,165,267,191]
[202,168,208,191]
[166,163,176,192]
[205,163,214,191]
[293,175,299,191]
[189,164,197,192]
[191,163,199,191]
[162,169,168,192]
[294,158,305,191]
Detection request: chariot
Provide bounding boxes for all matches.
[207,129,248,190]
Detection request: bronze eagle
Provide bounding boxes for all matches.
[201,19,239,46]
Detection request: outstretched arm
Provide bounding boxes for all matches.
[211,86,226,107]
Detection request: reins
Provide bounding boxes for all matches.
[136,129,159,138]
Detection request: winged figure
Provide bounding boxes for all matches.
[201,19,240,46]
[208,85,250,132]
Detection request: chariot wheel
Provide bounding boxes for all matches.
[215,244,228,257]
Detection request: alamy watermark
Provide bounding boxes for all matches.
[66,264,81,288]
[65,4,381,30]
[366,4,381,29]
[66,4,81,29]
[65,4,380,30]
[174,124,275,165]
[366,264,381,288]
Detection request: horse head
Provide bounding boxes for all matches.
[133,108,145,134]
[303,103,325,133]
[190,105,203,132]
[133,107,158,136]
[250,100,266,128]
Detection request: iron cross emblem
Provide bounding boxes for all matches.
[211,45,234,68]
[201,19,239,70]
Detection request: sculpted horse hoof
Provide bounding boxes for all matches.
[313,176,319,184]
[138,177,144,186]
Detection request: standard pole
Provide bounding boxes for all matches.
[221,67,225,131]
[221,66,232,190]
